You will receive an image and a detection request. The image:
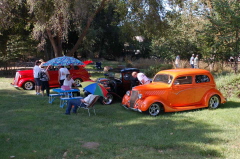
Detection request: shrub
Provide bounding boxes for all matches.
[145,64,173,78]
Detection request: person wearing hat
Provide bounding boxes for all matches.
[190,54,195,68]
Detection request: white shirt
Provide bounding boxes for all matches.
[84,94,97,106]
[63,78,75,88]
[175,56,180,64]
[33,65,41,78]
[137,73,150,85]
[59,68,70,80]
[190,56,194,64]
[194,57,199,65]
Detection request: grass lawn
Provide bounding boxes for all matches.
[0,77,240,159]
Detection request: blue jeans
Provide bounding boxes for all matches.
[65,98,85,114]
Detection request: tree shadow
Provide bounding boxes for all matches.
[0,87,237,158]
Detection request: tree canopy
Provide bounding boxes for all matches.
[0,0,239,65]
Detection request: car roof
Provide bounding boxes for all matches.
[108,68,139,73]
[121,68,139,73]
[157,69,211,77]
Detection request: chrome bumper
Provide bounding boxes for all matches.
[10,83,21,90]
[122,105,142,112]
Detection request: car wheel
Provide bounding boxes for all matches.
[23,81,34,90]
[74,78,83,87]
[148,103,162,116]
[208,95,220,109]
[101,93,114,105]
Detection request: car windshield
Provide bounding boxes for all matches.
[153,74,173,84]
[108,72,121,79]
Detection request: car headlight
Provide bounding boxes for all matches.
[126,91,130,96]
[138,94,142,99]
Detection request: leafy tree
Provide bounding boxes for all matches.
[27,0,110,58]
[199,0,240,71]
[0,0,36,69]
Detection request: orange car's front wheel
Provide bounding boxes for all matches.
[148,103,163,116]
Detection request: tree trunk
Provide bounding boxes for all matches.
[46,29,59,57]
[46,29,63,57]
[66,0,109,56]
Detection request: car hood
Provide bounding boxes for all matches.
[132,82,170,91]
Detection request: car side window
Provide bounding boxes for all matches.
[174,76,192,85]
[195,75,210,83]
[73,66,79,70]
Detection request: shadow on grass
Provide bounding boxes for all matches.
[0,88,237,158]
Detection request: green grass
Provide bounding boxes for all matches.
[1,77,240,159]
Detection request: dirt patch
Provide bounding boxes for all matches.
[81,142,100,149]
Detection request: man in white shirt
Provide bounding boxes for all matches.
[33,60,42,95]
[194,55,199,68]
[175,55,180,68]
[58,66,70,86]
[132,72,150,85]
[65,94,97,115]
[190,54,195,68]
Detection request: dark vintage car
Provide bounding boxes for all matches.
[94,68,140,104]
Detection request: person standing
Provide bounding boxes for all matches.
[194,55,199,69]
[33,60,42,95]
[40,65,50,96]
[132,72,150,85]
[175,55,180,68]
[58,66,70,86]
[190,54,195,68]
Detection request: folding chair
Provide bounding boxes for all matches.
[60,96,83,108]
[78,95,100,116]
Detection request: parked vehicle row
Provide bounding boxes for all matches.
[11,66,226,116]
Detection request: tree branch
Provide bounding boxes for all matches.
[67,0,109,56]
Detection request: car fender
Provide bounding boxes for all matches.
[139,96,166,112]
[18,78,35,87]
[72,75,90,81]
[122,94,130,105]
[203,88,226,105]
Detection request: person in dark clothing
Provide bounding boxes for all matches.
[40,65,50,96]
[130,76,139,89]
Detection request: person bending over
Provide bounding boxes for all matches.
[132,72,150,85]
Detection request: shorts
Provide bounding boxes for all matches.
[34,78,42,86]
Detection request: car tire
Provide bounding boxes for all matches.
[148,103,162,116]
[101,93,114,105]
[23,81,34,90]
[208,95,220,109]
[74,78,83,87]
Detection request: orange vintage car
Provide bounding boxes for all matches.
[122,69,226,116]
